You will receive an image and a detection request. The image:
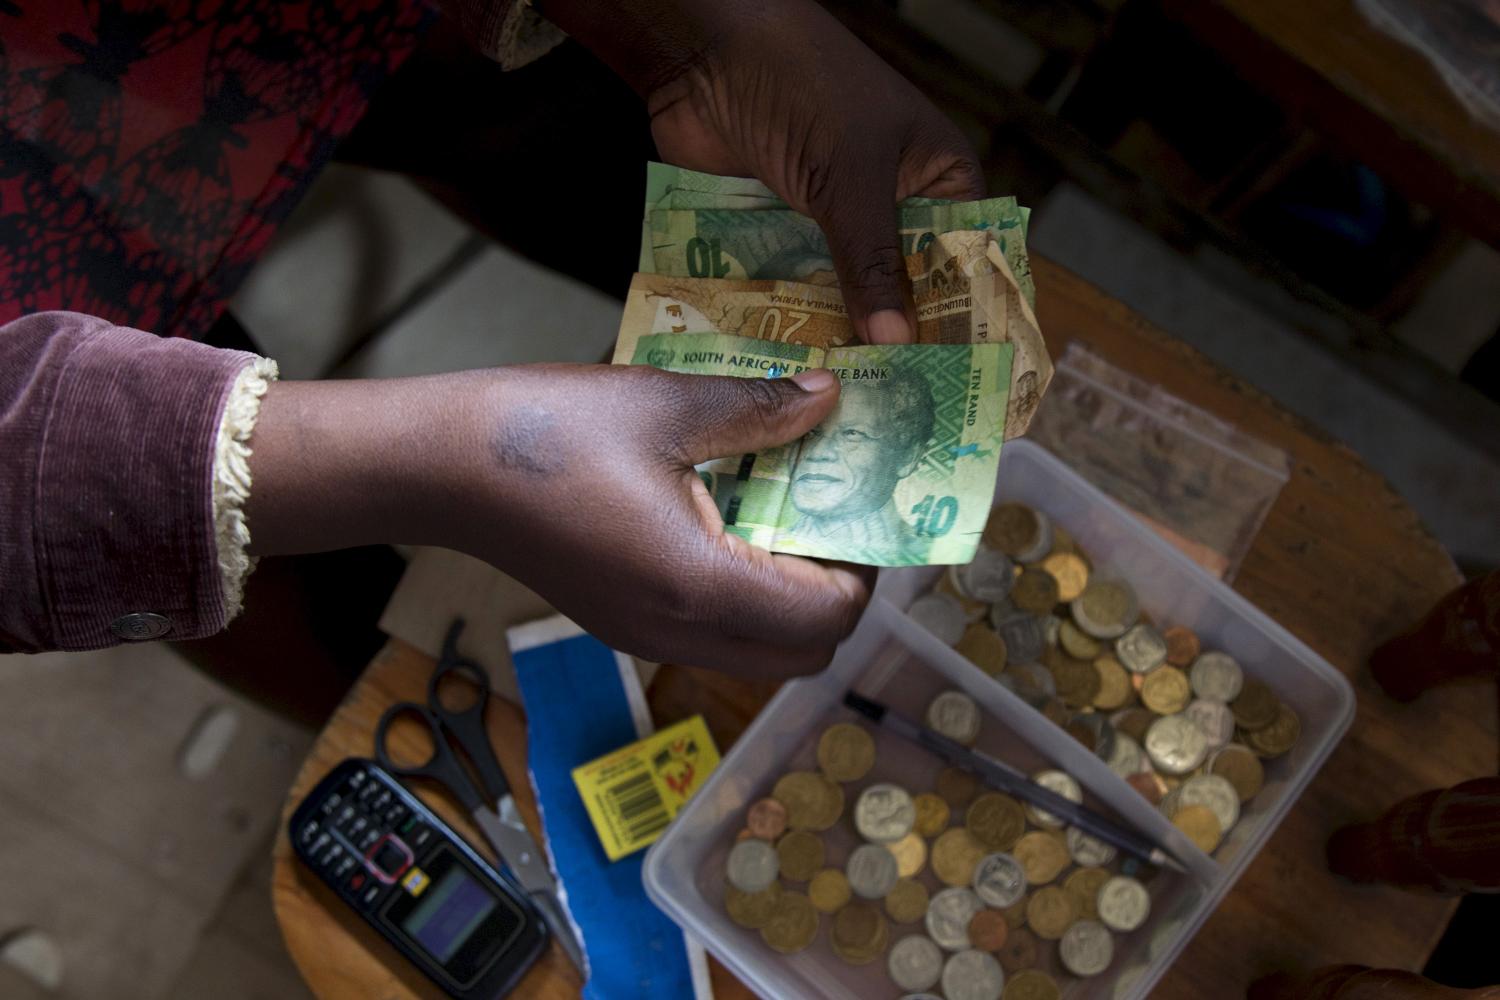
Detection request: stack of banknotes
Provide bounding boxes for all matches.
[612,163,1051,567]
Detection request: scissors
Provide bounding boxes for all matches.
[374,619,586,976]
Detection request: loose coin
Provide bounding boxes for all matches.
[1140,665,1192,714]
[726,838,779,893]
[1002,968,1058,1000]
[936,767,980,809]
[817,723,876,782]
[1145,713,1209,775]
[885,877,931,924]
[927,690,982,745]
[888,934,945,992]
[724,882,780,929]
[909,592,970,646]
[1001,897,1029,929]
[1163,625,1201,668]
[1189,651,1244,702]
[997,928,1040,973]
[1116,624,1168,674]
[772,771,844,831]
[1065,825,1117,867]
[941,567,991,622]
[1097,874,1151,932]
[967,792,1026,851]
[1179,774,1241,834]
[830,899,888,965]
[985,503,1046,559]
[1011,568,1061,614]
[1106,732,1146,778]
[1024,770,1082,830]
[1004,662,1056,704]
[1184,698,1236,749]
[992,610,1046,667]
[1051,655,1101,709]
[1064,711,1115,760]
[808,868,851,913]
[1025,885,1077,940]
[1059,919,1113,977]
[776,829,825,882]
[887,831,929,878]
[1172,803,1223,854]
[847,842,900,899]
[1091,655,1133,710]
[1012,830,1070,885]
[746,797,788,840]
[856,783,917,843]
[932,827,987,886]
[1040,551,1090,603]
[972,852,1028,908]
[1127,770,1169,805]
[1248,702,1301,757]
[1209,744,1265,802]
[760,890,818,954]
[968,908,1010,951]
[957,623,1009,676]
[926,886,984,951]
[1111,707,1156,745]
[942,949,1006,1000]
[1063,867,1111,922]
[963,547,1018,603]
[1059,619,1103,660]
[1071,579,1139,640]
[1230,679,1278,730]
[914,792,952,837]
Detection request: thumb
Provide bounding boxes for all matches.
[808,163,914,346]
[673,369,841,464]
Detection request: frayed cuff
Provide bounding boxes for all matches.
[212,357,279,621]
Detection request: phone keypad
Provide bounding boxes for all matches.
[298,765,428,912]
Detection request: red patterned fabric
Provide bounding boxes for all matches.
[0,0,433,340]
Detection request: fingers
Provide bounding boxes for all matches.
[805,158,915,346]
[667,368,841,465]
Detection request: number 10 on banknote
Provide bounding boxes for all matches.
[629,332,1012,567]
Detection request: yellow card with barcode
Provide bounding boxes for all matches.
[572,715,720,861]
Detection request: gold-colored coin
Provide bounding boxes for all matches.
[966,792,1026,851]
[913,792,951,837]
[935,766,979,809]
[1140,665,1192,715]
[1073,579,1137,638]
[998,927,1040,972]
[772,771,844,831]
[1062,867,1111,922]
[816,723,876,783]
[931,827,987,886]
[808,868,851,913]
[1091,656,1133,710]
[759,890,818,954]
[1003,968,1061,1000]
[984,503,1041,557]
[1112,707,1155,744]
[829,900,888,965]
[1209,744,1265,802]
[1002,896,1029,929]
[1162,625,1201,667]
[1051,655,1101,709]
[1247,702,1300,757]
[1231,679,1279,730]
[1059,620,1103,661]
[956,622,1008,676]
[1011,568,1061,613]
[1025,885,1078,940]
[776,830,825,882]
[1012,830,1070,885]
[883,877,930,924]
[886,831,928,877]
[1172,803,1223,854]
[724,882,780,929]
[1040,552,1089,603]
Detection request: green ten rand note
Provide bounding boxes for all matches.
[629,332,1012,566]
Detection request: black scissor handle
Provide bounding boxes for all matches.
[373,702,485,815]
[427,621,512,805]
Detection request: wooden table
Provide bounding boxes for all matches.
[272,256,1495,999]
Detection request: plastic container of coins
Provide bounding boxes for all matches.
[644,441,1353,1000]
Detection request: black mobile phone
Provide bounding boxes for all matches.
[289,758,547,999]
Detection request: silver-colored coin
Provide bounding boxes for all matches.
[1097,875,1151,933]
[1115,624,1168,674]
[991,609,1046,665]
[1189,651,1244,702]
[888,934,945,992]
[1106,732,1147,778]
[1042,613,1063,649]
[726,838,778,893]
[925,887,983,951]
[947,563,976,600]
[1024,769,1082,830]
[926,690,982,745]
[909,592,969,646]
[1144,713,1209,775]
[1158,786,1182,820]
[1014,508,1055,564]
[961,548,1015,603]
[847,842,899,899]
[1178,774,1241,834]
[971,852,1027,908]
[1184,698,1236,750]
[941,948,1006,1000]
[855,783,917,843]
[1059,920,1115,977]
[1070,578,1140,640]
[1066,825,1118,867]
[1005,661,1056,704]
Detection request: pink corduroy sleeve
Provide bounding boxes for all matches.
[0,312,260,652]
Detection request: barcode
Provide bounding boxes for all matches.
[606,771,669,844]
